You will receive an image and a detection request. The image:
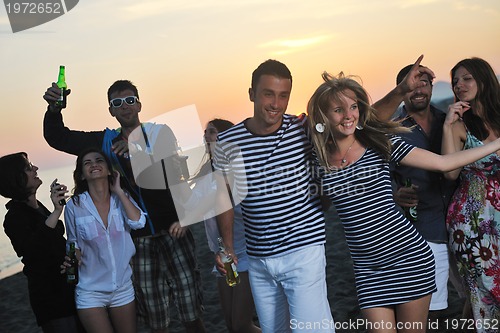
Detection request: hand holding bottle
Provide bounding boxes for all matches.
[50,178,68,207]
[111,136,130,159]
[217,237,240,286]
[44,65,70,112]
[44,82,72,112]
[60,249,81,272]
[394,184,419,208]
[402,178,418,222]
[215,245,238,274]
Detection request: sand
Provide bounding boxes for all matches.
[0,206,465,333]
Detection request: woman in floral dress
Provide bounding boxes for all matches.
[443,57,500,329]
[306,70,500,332]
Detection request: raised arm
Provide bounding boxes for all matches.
[110,171,146,228]
[46,179,69,228]
[373,55,435,121]
[441,102,468,180]
[43,83,103,155]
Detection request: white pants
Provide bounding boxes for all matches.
[428,242,449,311]
[248,245,335,333]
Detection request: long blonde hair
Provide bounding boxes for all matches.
[307,72,409,168]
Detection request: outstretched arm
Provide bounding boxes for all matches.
[373,55,435,121]
[43,82,103,155]
[402,136,500,172]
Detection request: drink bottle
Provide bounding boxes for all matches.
[217,237,240,287]
[66,242,78,285]
[404,178,417,222]
[55,65,67,108]
[54,182,66,206]
[50,178,66,206]
[175,141,190,180]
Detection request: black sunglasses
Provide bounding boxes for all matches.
[109,96,138,108]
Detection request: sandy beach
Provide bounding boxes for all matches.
[0,206,464,333]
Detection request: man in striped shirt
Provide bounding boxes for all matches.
[213,60,334,333]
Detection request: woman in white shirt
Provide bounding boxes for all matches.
[64,148,145,333]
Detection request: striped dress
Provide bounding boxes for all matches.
[318,136,436,308]
[213,114,326,257]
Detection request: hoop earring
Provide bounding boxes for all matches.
[356,125,363,130]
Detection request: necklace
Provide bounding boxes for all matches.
[340,138,356,165]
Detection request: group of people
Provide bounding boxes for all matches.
[375,56,500,329]
[212,55,500,333]
[0,54,498,333]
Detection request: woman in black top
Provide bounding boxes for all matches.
[0,152,83,333]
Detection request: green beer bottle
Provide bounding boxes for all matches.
[66,242,78,285]
[404,178,418,222]
[55,65,67,108]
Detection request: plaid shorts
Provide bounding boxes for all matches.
[131,231,203,330]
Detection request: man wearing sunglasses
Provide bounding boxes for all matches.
[42,80,206,333]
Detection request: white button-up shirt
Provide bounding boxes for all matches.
[64,191,146,293]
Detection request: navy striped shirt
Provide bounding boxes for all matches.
[213,114,326,257]
[317,136,436,308]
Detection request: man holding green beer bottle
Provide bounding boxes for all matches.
[43,77,206,333]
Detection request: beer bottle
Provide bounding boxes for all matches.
[175,141,190,180]
[55,65,67,108]
[217,237,240,287]
[54,181,66,206]
[404,178,418,222]
[66,242,78,285]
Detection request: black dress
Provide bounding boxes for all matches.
[3,200,77,327]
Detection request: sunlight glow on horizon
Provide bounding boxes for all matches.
[260,35,334,56]
[0,0,499,169]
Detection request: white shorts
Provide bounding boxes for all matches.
[428,242,449,311]
[75,279,135,309]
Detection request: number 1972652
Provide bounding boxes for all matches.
[443,318,499,330]
[6,2,62,14]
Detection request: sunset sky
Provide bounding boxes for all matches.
[0,0,499,170]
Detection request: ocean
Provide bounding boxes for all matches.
[0,164,75,279]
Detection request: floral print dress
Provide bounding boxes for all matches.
[446,131,500,328]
